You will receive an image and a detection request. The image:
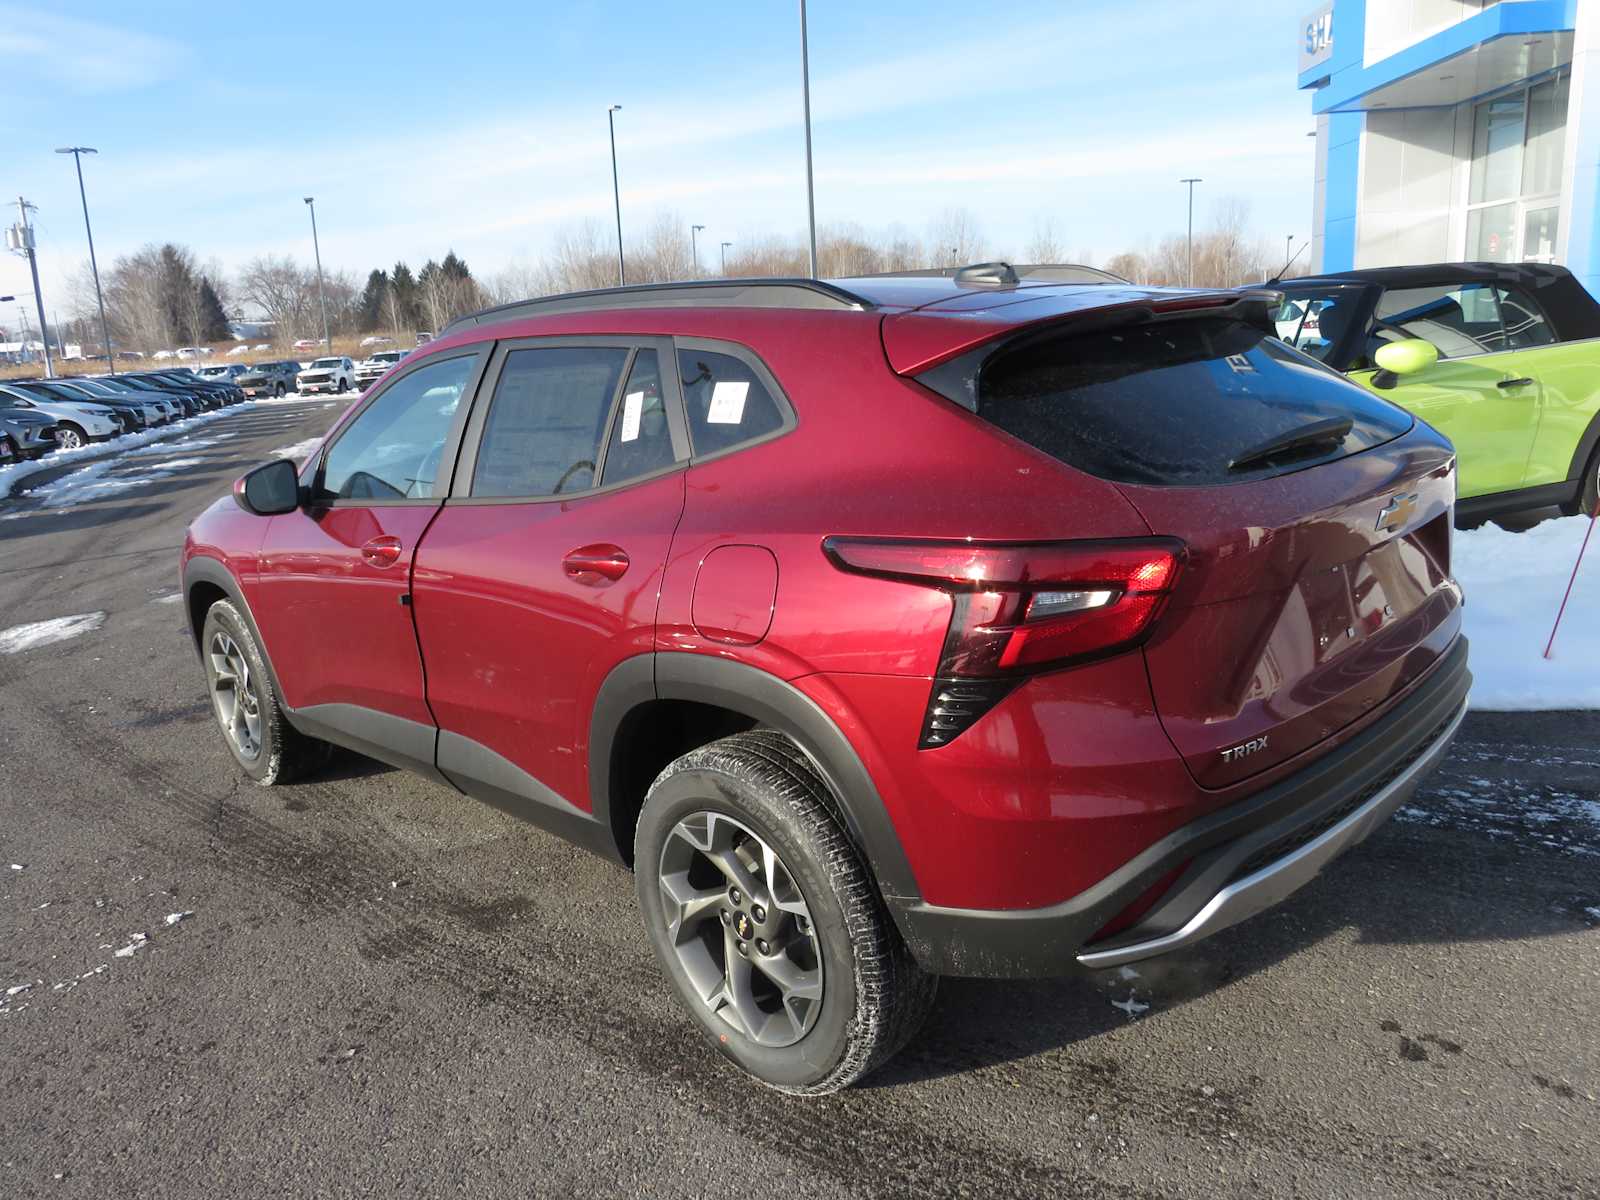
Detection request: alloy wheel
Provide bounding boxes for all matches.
[208,630,263,760]
[656,810,823,1048]
[56,428,84,451]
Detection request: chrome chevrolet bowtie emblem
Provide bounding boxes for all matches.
[1376,492,1418,533]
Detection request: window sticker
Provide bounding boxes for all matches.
[707,380,749,425]
[620,390,644,442]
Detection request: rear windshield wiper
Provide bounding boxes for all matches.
[1227,416,1353,473]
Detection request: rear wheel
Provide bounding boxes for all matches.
[200,599,331,785]
[1564,446,1600,517]
[55,424,87,451]
[274,383,285,398]
[635,731,936,1095]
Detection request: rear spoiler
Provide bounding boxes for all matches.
[894,289,1284,414]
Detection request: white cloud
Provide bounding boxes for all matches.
[0,7,183,92]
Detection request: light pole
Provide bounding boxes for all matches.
[720,241,733,275]
[607,105,625,286]
[56,147,115,372]
[303,197,331,353]
[1180,177,1202,287]
[1286,234,1295,264]
[798,0,818,277]
[6,197,54,377]
[691,224,706,277]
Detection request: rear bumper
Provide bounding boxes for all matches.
[895,636,1470,978]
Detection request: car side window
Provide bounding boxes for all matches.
[319,354,477,501]
[599,350,677,486]
[1496,286,1557,349]
[470,347,627,498]
[1371,283,1504,359]
[677,348,784,457]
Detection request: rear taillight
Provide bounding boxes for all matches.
[824,537,1184,747]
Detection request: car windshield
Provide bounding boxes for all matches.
[1272,284,1369,364]
[311,358,341,368]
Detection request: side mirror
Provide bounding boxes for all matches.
[233,458,303,516]
[1371,338,1439,388]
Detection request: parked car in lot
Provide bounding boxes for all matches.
[353,349,406,391]
[296,356,354,394]
[109,373,200,418]
[359,335,395,348]
[47,378,161,430]
[197,363,248,383]
[226,344,251,357]
[238,360,301,399]
[153,368,244,406]
[292,338,321,351]
[0,382,122,449]
[0,405,58,463]
[1273,262,1600,522]
[183,270,1469,1093]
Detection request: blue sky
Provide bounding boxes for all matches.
[0,0,1316,311]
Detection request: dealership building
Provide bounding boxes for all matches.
[1301,0,1600,295]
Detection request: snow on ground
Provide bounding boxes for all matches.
[272,436,325,462]
[34,455,208,509]
[0,612,106,655]
[1456,515,1600,710]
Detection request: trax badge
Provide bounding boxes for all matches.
[1221,736,1269,764]
[1376,492,1418,533]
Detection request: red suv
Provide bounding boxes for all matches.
[182,267,1470,1094]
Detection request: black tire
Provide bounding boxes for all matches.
[199,599,331,785]
[55,423,87,451]
[635,730,936,1095]
[274,383,285,398]
[1563,446,1600,517]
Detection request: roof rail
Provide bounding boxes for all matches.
[848,262,1130,286]
[440,277,873,336]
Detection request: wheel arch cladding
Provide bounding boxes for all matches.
[588,652,924,912]
[182,557,289,707]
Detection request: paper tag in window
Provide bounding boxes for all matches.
[620,391,644,442]
[707,381,749,425]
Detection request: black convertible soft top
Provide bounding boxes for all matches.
[1279,261,1600,346]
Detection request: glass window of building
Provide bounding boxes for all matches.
[1466,72,1568,263]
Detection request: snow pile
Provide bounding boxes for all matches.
[272,436,324,462]
[0,612,106,655]
[35,456,207,509]
[1457,515,1600,710]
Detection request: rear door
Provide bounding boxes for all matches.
[252,349,487,777]
[970,310,1462,789]
[411,337,689,817]
[1350,281,1541,497]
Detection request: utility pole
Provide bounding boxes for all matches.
[720,241,732,275]
[607,105,625,286]
[1180,178,1202,287]
[6,197,55,378]
[303,197,331,353]
[56,147,114,372]
[691,224,706,277]
[798,0,818,277]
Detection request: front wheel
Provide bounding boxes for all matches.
[274,383,285,398]
[635,731,936,1095]
[55,424,87,451]
[200,599,332,785]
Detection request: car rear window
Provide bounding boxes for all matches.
[975,316,1414,486]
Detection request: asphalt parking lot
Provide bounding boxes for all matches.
[0,397,1596,1199]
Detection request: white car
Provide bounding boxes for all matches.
[354,349,406,390]
[196,363,247,382]
[359,334,395,348]
[296,356,355,394]
[0,382,123,449]
[226,344,251,357]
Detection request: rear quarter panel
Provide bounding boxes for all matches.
[1510,338,1600,486]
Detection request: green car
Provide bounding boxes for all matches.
[1273,263,1600,523]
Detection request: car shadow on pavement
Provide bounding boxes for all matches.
[866,816,1596,1089]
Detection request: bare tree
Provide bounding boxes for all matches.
[927,208,983,267]
[237,255,318,343]
[1024,219,1064,264]
[630,212,695,283]
[536,221,619,295]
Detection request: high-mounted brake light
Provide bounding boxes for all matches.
[823,537,1185,747]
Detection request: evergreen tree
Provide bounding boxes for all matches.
[389,261,419,330]
[358,268,389,332]
[196,277,231,341]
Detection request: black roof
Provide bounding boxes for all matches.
[1281,261,1575,290]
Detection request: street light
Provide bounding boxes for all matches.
[56,147,115,373]
[1180,177,1203,287]
[720,241,733,275]
[691,224,706,277]
[303,197,331,353]
[798,0,818,277]
[1286,234,1295,263]
[607,105,625,287]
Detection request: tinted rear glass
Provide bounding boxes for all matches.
[976,317,1413,486]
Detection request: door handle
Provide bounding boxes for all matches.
[360,535,403,567]
[1497,377,1535,389]
[562,543,630,585]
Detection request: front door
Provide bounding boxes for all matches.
[1353,281,1542,498]
[411,339,688,821]
[252,350,487,776]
